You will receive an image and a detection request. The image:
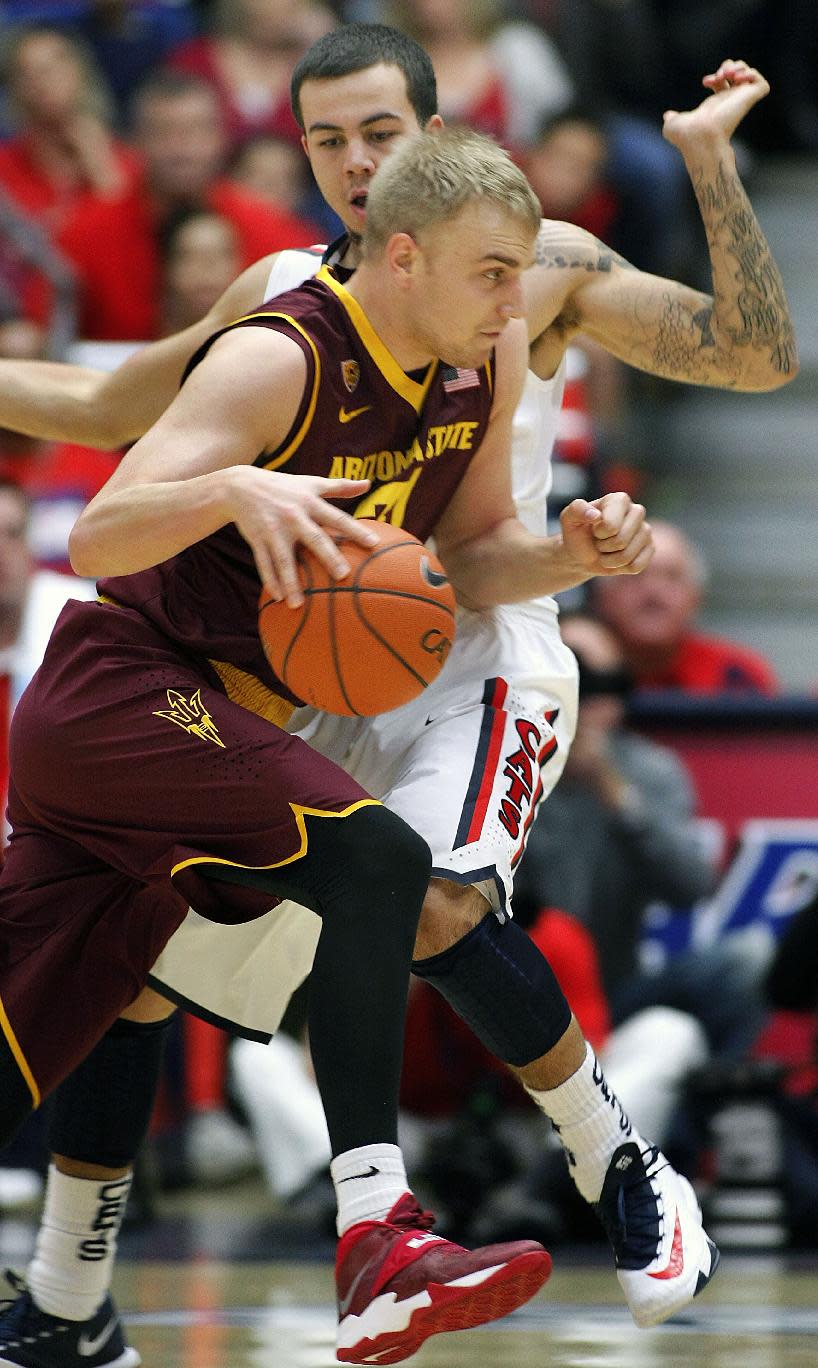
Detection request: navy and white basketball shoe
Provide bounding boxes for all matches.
[0,1271,140,1368]
[595,1142,720,1328]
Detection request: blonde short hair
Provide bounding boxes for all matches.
[362,127,541,257]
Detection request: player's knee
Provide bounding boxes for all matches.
[413,879,488,960]
[412,913,572,1066]
[344,804,431,905]
[306,803,431,935]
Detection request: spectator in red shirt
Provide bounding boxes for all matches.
[593,518,779,693]
[0,26,137,233]
[524,106,619,246]
[157,206,242,335]
[387,0,573,149]
[164,0,336,152]
[0,26,140,328]
[57,71,320,340]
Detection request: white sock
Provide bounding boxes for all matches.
[28,1166,132,1320]
[526,1044,640,1202]
[331,1144,408,1237]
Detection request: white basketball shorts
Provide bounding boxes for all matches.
[149,602,578,1038]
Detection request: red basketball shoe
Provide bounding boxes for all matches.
[335,1192,552,1364]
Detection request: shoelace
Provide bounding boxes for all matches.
[0,1269,26,1298]
[598,1147,667,1265]
[0,1269,37,1337]
[391,1201,436,1234]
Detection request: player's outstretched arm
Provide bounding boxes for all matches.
[0,255,276,448]
[69,325,376,605]
[526,60,798,392]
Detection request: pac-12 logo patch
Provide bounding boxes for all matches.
[341,359,360,392]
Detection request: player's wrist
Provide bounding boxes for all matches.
[680,133,737,174]
[552,534,593,590]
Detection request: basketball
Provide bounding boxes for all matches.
[258,520,457,716]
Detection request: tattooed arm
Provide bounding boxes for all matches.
[523,60,798,392]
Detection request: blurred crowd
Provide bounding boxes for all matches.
[0,0,816,1251]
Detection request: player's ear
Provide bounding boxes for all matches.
[386,232,420,285]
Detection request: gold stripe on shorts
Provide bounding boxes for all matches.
[170,797,380,879]
[208,659,295,728]
[95,598,294,728]
[0,993,40,1107]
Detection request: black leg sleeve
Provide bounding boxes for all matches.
[412,913,572,1067]
[204,804,431,1156]
[49,1016,173,1168]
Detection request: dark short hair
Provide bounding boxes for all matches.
[131,70,219,126]
[156,204,234,266]
[291,23,438,131]
[533,102,610,147]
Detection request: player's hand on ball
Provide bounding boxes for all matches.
[559,493,653,578]
[227,467,378,607]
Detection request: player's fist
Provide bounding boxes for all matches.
[559,494,653,578]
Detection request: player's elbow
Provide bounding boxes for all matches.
[744,340,800,392]
[765,348,800,390]
[68,514,101,579]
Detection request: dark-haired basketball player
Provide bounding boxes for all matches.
[0,25,795,1368]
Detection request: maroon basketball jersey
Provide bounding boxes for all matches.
[100,269,495,705]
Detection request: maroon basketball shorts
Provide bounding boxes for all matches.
[0,598,372,1105]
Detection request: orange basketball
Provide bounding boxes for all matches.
[258,520,457,716]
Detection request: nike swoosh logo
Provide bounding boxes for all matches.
[78,1314,119,1356]
[337,1165,380,1183]
[648,1211,684,1280]
[420,555,449,589]
[339,404,371,423]
[338,1260,374,1319]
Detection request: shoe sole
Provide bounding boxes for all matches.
[626,1234,721,1329]
[336,1248,552,1364]
[0,1348,141,1368]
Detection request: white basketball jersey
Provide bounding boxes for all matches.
[263,249,565,541]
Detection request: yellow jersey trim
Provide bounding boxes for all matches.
[208,659,295,728]
[0,993,40,1108]
[170,797,381,878]
[317,266,437,414]
[227,309,322,472]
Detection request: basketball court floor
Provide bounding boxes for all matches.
[2,1177,815,1368]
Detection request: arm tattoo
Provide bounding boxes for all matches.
[692,305,716,349]
[654,295,740,386]
[694,161,797,375]
[534,225,635,275]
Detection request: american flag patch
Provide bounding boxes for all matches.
[442,366,480,392]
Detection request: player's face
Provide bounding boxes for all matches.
[407,203,536,369]
[300,64,437,236]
